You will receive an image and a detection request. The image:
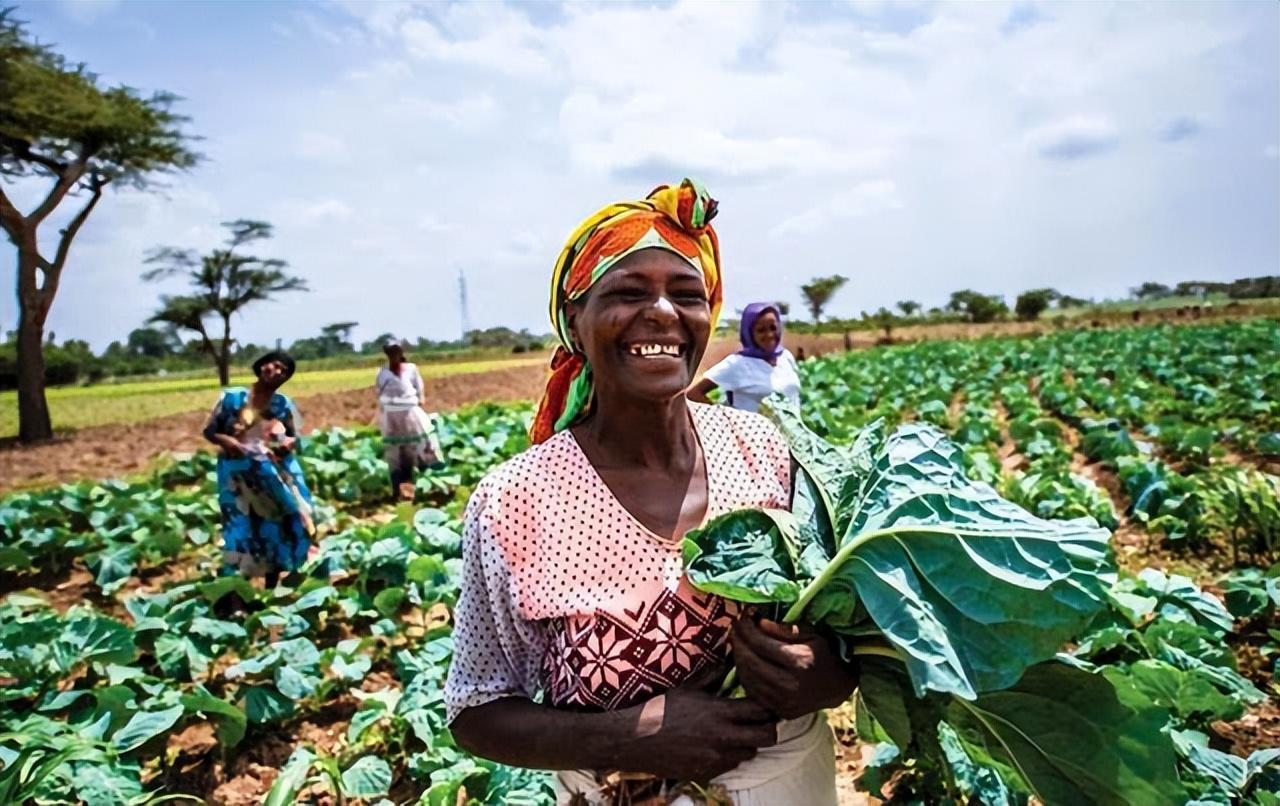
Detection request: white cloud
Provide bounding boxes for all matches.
[1025,116,1120,161]
[417,214,459,234]
[276,199,354,228]
[404,94,501,130]
[56,0,121,24]
[771,180,905,238]
[17,0,1277,351]
[399,7,554,78]
[296,131,350,162]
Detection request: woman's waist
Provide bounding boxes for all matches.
[553,712,828,803]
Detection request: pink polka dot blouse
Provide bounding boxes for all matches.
[445,402,792,722]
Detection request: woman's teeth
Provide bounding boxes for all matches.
[629,343,682,357]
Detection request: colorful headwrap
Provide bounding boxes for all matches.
[737,302,785,361]
[531,178,724,444]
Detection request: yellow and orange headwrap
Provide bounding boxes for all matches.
[530,178,724,444]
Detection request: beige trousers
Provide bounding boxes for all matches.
[553,713,838,805]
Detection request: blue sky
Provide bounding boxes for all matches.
[4,0,1278,350]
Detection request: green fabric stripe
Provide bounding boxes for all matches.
[555,364,593,432]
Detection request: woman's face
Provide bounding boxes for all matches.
[386,346,405,363]
[257,360,290,388]
[567,248,711,404]
[752,310,780,353]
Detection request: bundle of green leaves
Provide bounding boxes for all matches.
[682,399,1187,805]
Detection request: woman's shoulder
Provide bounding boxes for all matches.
[691,400,786,449]
[216,387,249,407]
[467,431,583,514]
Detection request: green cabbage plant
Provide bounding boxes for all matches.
[682,399,1187,805]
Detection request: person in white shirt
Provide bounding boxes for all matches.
[688,302,801,413]
[375,339,442,498]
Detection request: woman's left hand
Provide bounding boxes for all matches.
[276,436,297,452]
[731,617,859,720]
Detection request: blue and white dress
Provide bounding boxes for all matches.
[202,388,316,576]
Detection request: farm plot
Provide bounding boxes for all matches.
[0,320,1276,805]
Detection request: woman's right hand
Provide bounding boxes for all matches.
[623,687,778,782]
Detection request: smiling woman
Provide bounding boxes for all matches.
[446,180,855,805]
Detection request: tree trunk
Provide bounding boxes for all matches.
[16,248,53,442]
[215,353,230,387]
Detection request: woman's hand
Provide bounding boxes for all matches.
[276,435,297,453]
[732,617,859,720]
[621,686,778,782]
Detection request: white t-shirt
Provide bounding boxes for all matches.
[703,349,801,413]
[376,363,424,410]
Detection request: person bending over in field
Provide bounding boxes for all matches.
[375,338,442,500]
[446,180,857,805]
[203,351,316,591]
[687,302,801,413]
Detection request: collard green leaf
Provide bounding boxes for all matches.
[1119,660,1243,725]
[341,755,392,797]
[111,705,184,753]
[265,746,316,806]
[242,686,295,724]
[948,663,1187,806]
[181,687,246,747]
[683,509,803,605]
[52,616,135,673]
[687,419,1115,700]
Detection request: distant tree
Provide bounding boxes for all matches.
[143,219,306,386]
[896,300,921,317]
[948,290,1008,324]
[0,10,200,441]
[322,321,358,350]
[1057,294,1090,309]
[870,307,897,339]
[126,326,180,358]
[362,332,399,354]
[1015,289,1055,321]
[800,275,849,323]
[1131,281,1172,300]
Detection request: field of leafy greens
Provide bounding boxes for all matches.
[1,320,1277,805]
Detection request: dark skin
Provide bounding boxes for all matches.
[687,309,781,404]
[206,359,295,458]
[451,250,857,780]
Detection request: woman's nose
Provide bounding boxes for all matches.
[646,295,678,321]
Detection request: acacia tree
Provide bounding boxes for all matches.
[800,275,849,323]
[143,220,307,386]
[0,10,200,441]
[897,300,921,317]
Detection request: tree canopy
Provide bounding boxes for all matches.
[800,275,849,323]
[1,9,200,441]
[144,219,306,385]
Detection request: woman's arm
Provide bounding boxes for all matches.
[452,685,778,782]
[686,377,718,404]
[202,396,245,457]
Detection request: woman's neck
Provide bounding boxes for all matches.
[250,381,274,407]
[576,393,696,470]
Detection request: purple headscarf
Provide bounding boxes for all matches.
[738,302,784,360]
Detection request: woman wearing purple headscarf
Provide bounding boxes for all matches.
[688,302,801,413]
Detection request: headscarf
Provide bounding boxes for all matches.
[252,350,297,383]
[737,302,785,361]
[531,178,724,444]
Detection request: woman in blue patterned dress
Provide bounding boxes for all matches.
[202,351,316,587]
